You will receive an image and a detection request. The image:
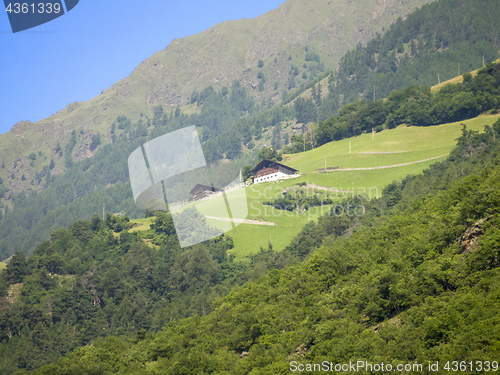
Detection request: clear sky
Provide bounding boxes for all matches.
[0,0,286,135]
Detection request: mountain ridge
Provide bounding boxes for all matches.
[0,0,436,194]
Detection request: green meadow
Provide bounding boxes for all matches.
[129,217,154,232]
[283,114,499,172]
[129,114,499,259]
[223,114,499,256]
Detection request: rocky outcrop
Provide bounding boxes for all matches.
[459,218,487,254]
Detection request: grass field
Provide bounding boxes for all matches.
[222,114,499,256]
[125,114,500,259]
[129,218,154,232]
[283,114,498,172]
[430,58,500,92]
[0,262,6,270]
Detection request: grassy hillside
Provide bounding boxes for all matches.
[1,60,498,261]
[3,0,500,215]
[2,3,499,263]
[285,114,498,172]
[128,218,154,233]
[431,58,500,92]
[107,113,493,259]
[3,113,494,261]
[213,114,499,256]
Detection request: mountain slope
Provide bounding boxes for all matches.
[133,0,436,106]
[22,111,500,374]
[322,0,500,114]
[1,60,499,262]
[0,0,436,198]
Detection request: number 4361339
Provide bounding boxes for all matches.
[5,2,61,14]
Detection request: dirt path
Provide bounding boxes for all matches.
[205,216,277,226]
[316,154,448,172]
[357,151,410,154]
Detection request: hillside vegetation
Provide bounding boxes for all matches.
[296,60,500,151]
[6,0,499,207]
[2,75,499,371]
[0,213,280,373]
[15,103,500,375]
[323,0,500,115]
[2,0,500,369]
[430,58,500,92]
[215,114,499,256]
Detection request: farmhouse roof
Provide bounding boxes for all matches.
[251,159,297,174]
[189,184,221,195]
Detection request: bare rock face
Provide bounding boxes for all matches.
[132,0,438,110]
[287,342,310,359]
[459,218,487,254]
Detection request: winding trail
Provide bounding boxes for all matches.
[357,151,410,154]
[205,216,277,226]
[316,154,448,172]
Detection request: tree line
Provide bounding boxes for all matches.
[309,62,500,150]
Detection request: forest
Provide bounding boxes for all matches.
[321,0,500,116]
[279,0,500,132]
[0,210,300,373]
[2,112,499,374]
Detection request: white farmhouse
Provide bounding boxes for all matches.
[252,159,299,184]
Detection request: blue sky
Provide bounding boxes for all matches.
[0,0,286,135]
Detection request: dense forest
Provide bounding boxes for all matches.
[280,0,500,129]
[0,82,261,261]
[0,211,302,373]
[5,114,499,374]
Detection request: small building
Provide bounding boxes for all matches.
[251,159,298,184]
[189,184,222,201]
